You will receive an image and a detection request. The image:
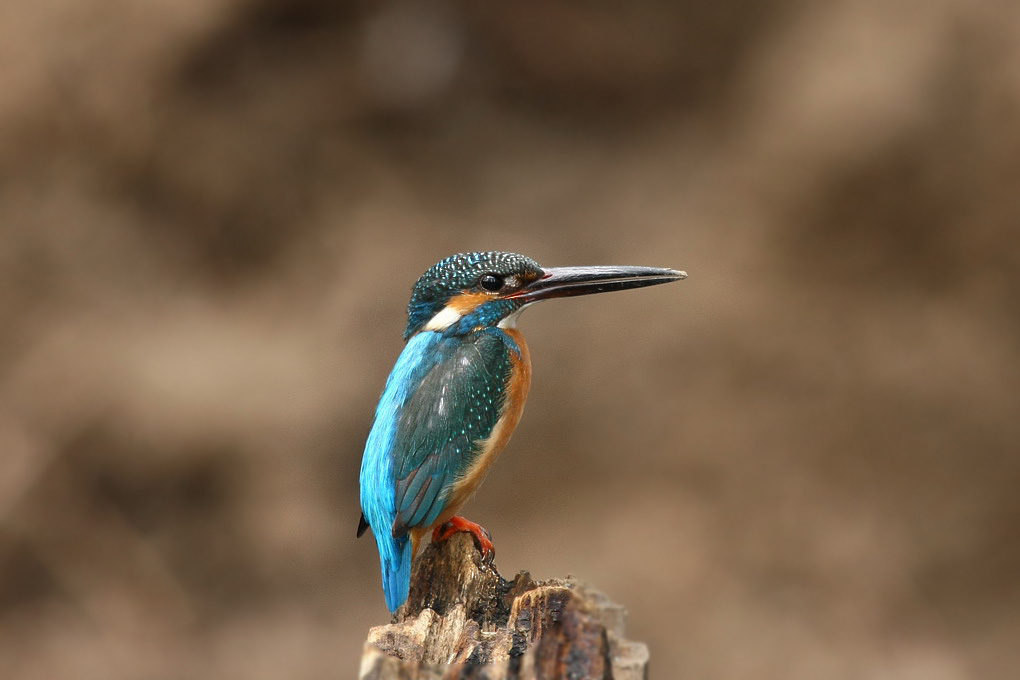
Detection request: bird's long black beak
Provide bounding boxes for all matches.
[511,265,687,303]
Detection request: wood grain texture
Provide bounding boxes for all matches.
[360,533,649,679]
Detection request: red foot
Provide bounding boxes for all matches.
[432,516,495,561]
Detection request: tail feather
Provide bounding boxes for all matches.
[379,534,413,613]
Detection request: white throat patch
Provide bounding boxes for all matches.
[423,305,463,332]
[497,303,534,329]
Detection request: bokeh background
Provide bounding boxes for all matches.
[2,1,1018,678]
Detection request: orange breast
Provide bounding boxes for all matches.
[432,329,532,527]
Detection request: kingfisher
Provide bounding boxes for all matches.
[357,251,686,612]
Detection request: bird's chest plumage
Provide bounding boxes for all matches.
[440,328,531,519]
[360,327,530,538]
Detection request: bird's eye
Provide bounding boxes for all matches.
[479,274,504,292]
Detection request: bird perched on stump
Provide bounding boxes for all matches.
[358,251,686,612]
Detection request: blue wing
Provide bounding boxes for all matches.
[390,329,513,536]
[359,329,513,611]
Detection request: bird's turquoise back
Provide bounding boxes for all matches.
[359,328,516,611]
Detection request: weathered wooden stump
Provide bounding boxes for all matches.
[360,533,649,679]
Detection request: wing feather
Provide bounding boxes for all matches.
[390,330,512,536]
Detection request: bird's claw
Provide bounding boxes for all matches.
[433,516,496,562]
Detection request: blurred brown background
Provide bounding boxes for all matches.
[2,0,1018,678]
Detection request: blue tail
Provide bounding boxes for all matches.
[378,533,413,613]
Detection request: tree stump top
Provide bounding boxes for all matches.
[360,533,649,679]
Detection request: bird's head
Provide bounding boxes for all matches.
[404,251,686,339]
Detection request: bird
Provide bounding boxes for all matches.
[357,251,686,612]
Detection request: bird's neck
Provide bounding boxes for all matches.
[420,298,523,337]
[500,327,531,367]
[451,325,530,364]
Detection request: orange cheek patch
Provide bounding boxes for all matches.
[448,292,491,315]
